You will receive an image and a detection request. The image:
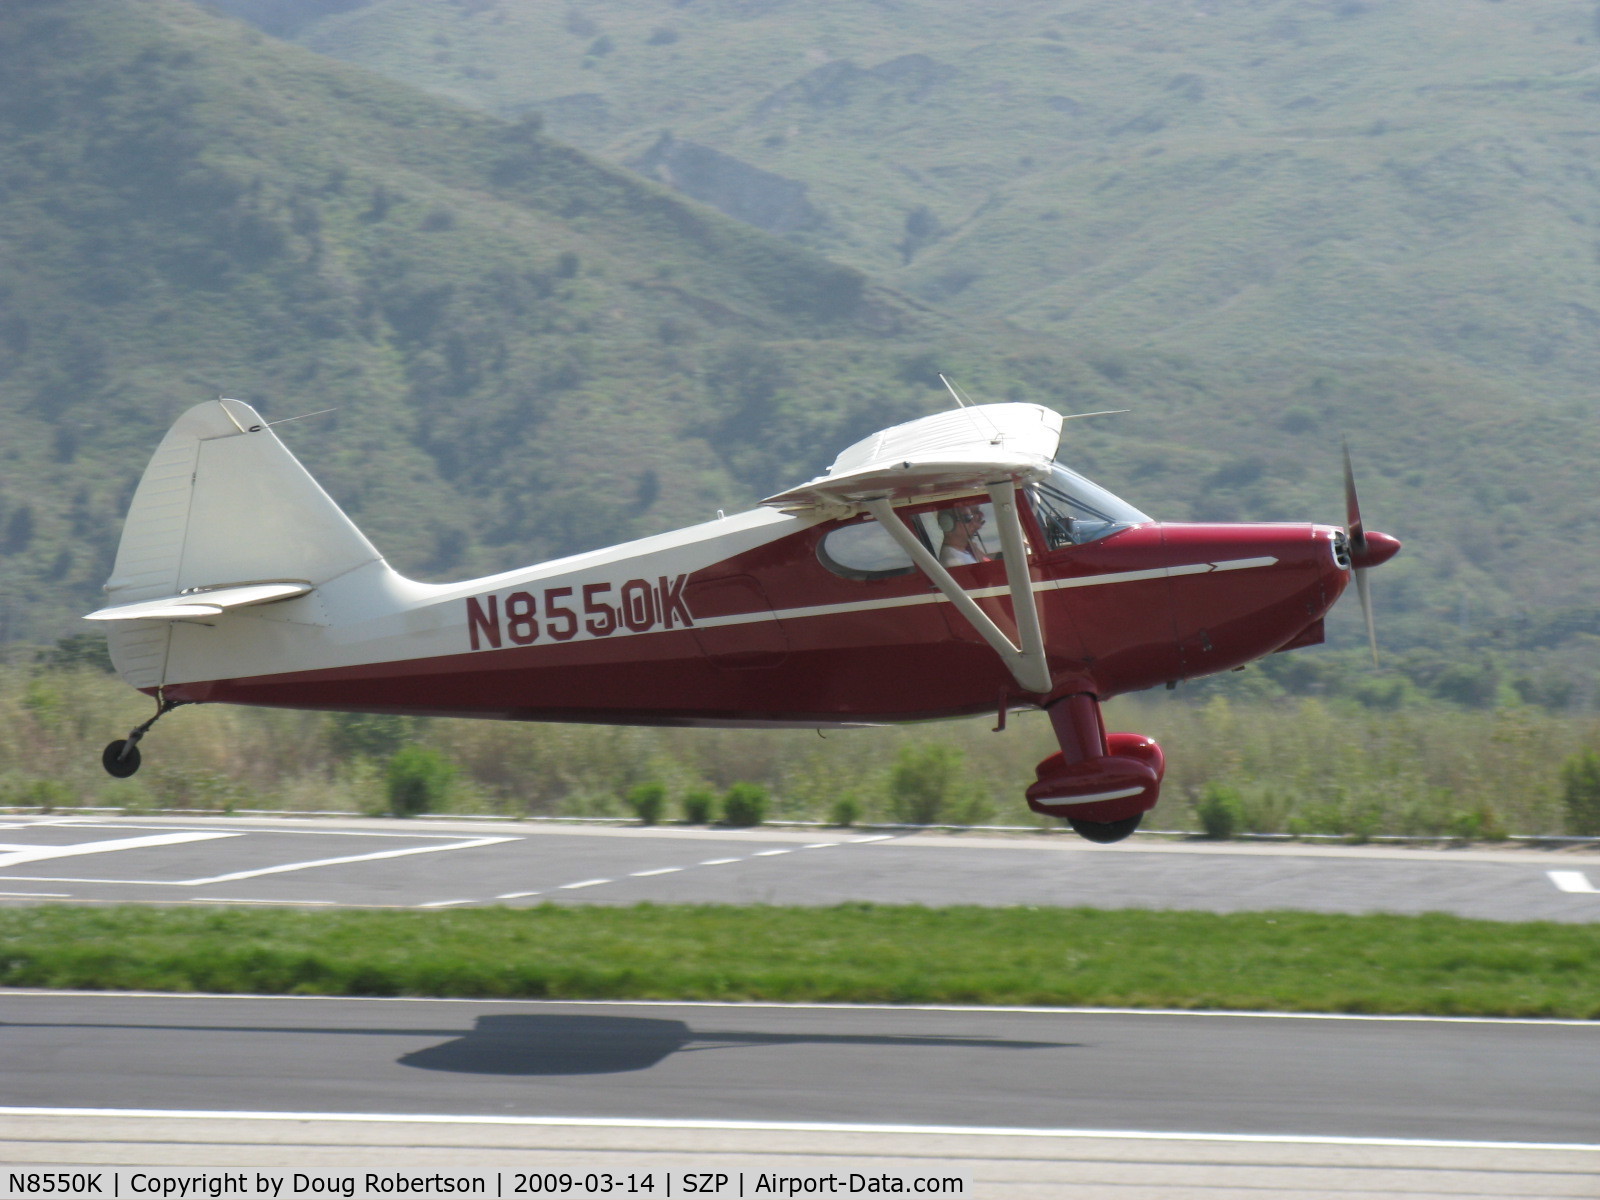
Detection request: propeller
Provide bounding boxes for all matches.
[1341,441,1401,666]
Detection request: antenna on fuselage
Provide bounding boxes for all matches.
[939,373,1005,444]
[939,373,972,409]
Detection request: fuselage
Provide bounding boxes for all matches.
[151,494,1350,727]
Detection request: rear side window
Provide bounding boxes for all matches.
[817,518,917,581]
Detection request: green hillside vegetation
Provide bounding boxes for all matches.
[0,0,967,644]
[224,0,1600,675]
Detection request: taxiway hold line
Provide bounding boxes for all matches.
[2,1106,1594,1153]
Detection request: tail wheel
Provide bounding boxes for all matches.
[1067,813,1143,844]
[102,740,141,778]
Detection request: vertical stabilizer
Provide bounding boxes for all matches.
[101,399,384,687]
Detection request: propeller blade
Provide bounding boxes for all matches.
[1342,441,1381,665]
[1342,439,1367,558]
[1355,565,1378,666]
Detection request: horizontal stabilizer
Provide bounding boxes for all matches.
[763,402,1063,509]
[86,581,312,623]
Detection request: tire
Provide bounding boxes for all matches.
[1067,813,1142,844]
[102,740,141,778]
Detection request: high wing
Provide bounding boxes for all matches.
[766,402,1064,696]
[762,402,1064,510]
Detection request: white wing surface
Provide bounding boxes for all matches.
[763,402,1064,510]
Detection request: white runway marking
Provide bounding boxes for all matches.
[495,891,541,899]
[0,831,237,870]
[559,878,612,890]
[1547,870,1597,894]
[178,836,518,886]
[416,899,474,909]
[803,842,839,849]
[14,988,1600,1025]
[1,1106,1594,1152]
[0,891,71,898]
[752,849,791,857]
[630,867,682,877]
[190,898,336,906]
[698,857,740,866]
[4,835,518,887]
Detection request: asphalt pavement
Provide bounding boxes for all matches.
[4,991,1597,1199]
[1,814,1598,920]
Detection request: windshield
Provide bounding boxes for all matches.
[1028,463,1150,549]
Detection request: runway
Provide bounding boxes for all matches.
[2,814,1599,920]
[3,991,1597,1198]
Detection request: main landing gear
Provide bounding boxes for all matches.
[1026,693,1165,844]
[101,695,186,778]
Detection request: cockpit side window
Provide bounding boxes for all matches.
[1028,464,1151,549]
[817,517,919,581]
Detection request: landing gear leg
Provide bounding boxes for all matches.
[101,694,185,778]
[1025,693,1165,843]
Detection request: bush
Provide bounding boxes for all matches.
[627,781,667,825]
[829,794,863,828]
[1561,749,1600,836]
[681,786,715,824]
[1449,805,1507,843]
[886,743,967,826]
[1196,782,1244,839]
[385,745,455,817]
[721,782,768,827]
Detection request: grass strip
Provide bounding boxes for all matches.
[1,904,1597,1018]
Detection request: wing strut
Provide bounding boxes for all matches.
[863,479,1052,695]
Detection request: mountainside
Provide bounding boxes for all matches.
[0,0,959,644]
[5,0,1600,708]
[240,0,1600,398]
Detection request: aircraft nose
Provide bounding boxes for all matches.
[1350,530,1401,570]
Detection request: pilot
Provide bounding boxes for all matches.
[938,505,991,566]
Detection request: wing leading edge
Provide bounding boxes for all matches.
[762,402,1064,510]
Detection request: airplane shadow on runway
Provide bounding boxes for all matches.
[398,1015,1078,1076]
[1,1015,1076,1077]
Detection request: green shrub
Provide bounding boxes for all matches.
[829,794,863,828]
[1449,805,1507,842]
[1561,749,1600,836]
[330,713,415,760]
[2,778,76,810]
[681,786,715,824]
[627,781,667,825]
[385,745,455,817]
[887,743,968,826]
[721,782,768,827]
[1196,782,1245,839]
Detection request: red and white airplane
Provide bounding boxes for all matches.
[89,394,1398,842]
